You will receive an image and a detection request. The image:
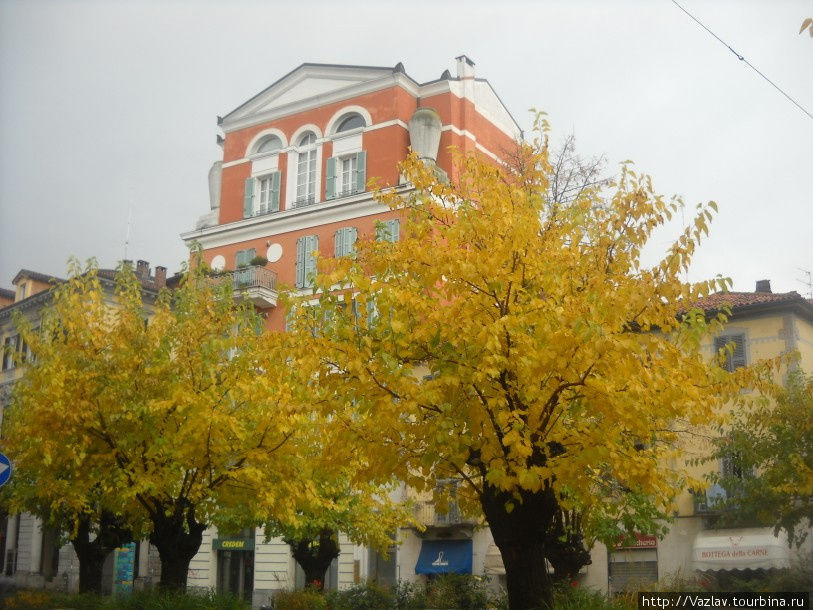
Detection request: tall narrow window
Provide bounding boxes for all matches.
[257,173,280,215]
[296,133,317,206]
[326,151,366,199]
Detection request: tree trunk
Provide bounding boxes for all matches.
[70,511,132,593]
[288,528,340,591]
[480,482,559,610]
[149,504,206,592]
[546,509,591,584]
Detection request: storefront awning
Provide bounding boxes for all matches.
[693,528,790,571]
[415,539,472,574]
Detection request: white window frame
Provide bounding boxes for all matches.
[337,154,359,198]
[295,132,318,207]
[256,174,275,215]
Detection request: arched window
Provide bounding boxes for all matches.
[336,113,365,133]
[296,132,317,205]
[256,135,282,154]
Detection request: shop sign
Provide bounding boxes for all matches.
[615,533,658,549]
[213,537,255,551]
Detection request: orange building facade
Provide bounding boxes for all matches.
[182,57,521,333]
[179,57,523,605]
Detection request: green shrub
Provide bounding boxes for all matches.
[2,589,251,610]
[553,586,635,610]
[325,582,394,609]
[426,573,490,609]
[273,588,328,610]
[391,580,427,609]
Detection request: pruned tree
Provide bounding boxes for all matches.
[1,259,323,591]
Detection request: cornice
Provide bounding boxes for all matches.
[181,188,413,250]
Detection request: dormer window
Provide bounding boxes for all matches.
[295,132,317,206]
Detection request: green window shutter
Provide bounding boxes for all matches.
[236,249,245,268]
[380,219,399,243]
[326,157,337,200]
[715,334,747,372]
[355,151,367,193]
[348,227,357,255]
[334,227,358,257]
[243,178,254,218]
[295,238,306,288]
[304,235,319,287]
[270,171,281,212]
[730,335,746,370]
[247,248,256,263]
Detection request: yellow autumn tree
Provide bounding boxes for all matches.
[1,259,324,591]
[286,116,756,609]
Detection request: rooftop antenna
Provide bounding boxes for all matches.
[798,268,812,299]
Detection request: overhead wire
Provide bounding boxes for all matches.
[671,0,813,121]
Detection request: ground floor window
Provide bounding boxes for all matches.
[368,543,397,586]
[217,550,254,602]
[608,548,658,594]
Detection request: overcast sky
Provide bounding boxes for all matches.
[1,0,811,296]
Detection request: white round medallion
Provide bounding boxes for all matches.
[210,255,226,271]
[266,243,283,263]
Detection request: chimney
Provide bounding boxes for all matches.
[455,55,475,79]
[755,279,771,293]
[136,260,149,280]
[155,266,167,288]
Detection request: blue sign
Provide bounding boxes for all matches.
[0,453,11,487]
[113,542,136,596]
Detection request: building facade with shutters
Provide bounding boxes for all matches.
[579,281,813,594]
[180,57,522,606]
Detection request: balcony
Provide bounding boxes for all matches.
[413,500,477,531]
[214,266,278,309]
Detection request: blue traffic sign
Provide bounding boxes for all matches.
[0,453,11,487]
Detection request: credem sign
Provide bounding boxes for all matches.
[212,538,255,551]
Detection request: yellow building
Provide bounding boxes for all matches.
[580,279,813,593]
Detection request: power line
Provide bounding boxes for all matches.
[671,0,813,121]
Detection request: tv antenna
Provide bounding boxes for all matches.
[798,268,812,299]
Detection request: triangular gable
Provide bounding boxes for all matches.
[222,63,401,130]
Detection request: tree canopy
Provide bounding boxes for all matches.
[707,369,812,547]
[285,117,756,609]
[1,260,326,589]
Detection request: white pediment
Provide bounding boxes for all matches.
[222,64,401,132]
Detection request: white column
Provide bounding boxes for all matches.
[30,518,43,574]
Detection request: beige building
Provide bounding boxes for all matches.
[579,280,813,593]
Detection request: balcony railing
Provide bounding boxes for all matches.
[214,266,278,309]
[413,500,475,528]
